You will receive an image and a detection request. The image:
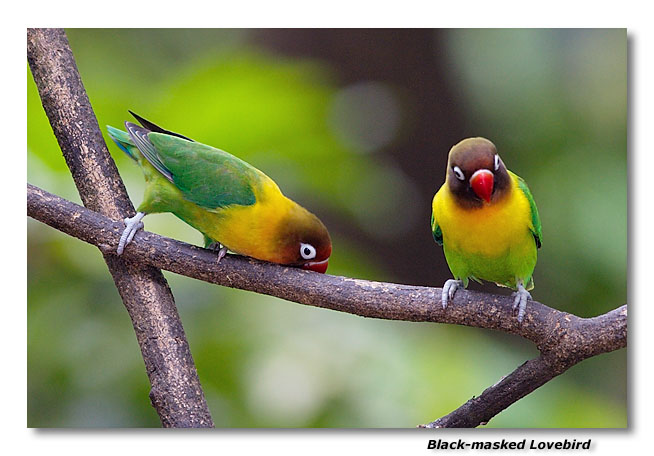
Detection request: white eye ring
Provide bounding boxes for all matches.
[453,166,465,181]
[300,243,316,260]
[494,154,501,171]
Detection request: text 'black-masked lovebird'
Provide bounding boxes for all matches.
[431,138,542,322]
[106,112,331,273]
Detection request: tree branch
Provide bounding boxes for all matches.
[27,28,213,427]
[27,183,627,427]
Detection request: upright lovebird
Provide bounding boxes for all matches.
[106,112,332,273]
[431,138,541,322]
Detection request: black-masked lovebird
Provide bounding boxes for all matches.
[431,138,542,322]
[106,112,331,273]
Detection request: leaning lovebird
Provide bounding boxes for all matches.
[106,111,332,273]
[430,137,541,322]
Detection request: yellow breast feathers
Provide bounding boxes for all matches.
[432,173,533,258]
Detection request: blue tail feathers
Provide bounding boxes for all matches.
[106,125,138,161]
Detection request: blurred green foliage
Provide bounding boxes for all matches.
[28,29,626,427]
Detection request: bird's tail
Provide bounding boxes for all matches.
[106,125,138,161]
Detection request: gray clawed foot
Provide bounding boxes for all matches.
[117,212,145,255]
[512,282,532,323]
[207,242,228,263]
[441,279,463,309]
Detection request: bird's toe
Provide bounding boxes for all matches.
[441,279,461,310]
[216,246,228,263]
[511,287,532,323]
[117,212,145,255]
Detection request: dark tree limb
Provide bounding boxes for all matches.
[27,183,627,428]
[420,305,627,427]
[27,28,213,427]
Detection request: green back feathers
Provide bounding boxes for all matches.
[108,122,258,210]
[147,133,258,209]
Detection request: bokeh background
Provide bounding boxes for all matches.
[27,29,627,427]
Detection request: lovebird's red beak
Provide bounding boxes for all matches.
[302,258,329,273]
[469,169,494,203]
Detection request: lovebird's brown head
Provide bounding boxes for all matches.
[277,204,332,273]
[446,137,512,208]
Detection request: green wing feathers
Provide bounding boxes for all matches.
[513,172,542,249]
[125,123,174,181]
[147,133,258,209]
[107,123,259,210]
[431,212,443,246]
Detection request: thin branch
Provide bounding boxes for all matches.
[27,28,213,427]
[27,183,628,427]
[423,304,628,427]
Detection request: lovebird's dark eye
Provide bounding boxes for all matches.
[300,243,317,260]
[453,166,465,181]
[494,154,501,171]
